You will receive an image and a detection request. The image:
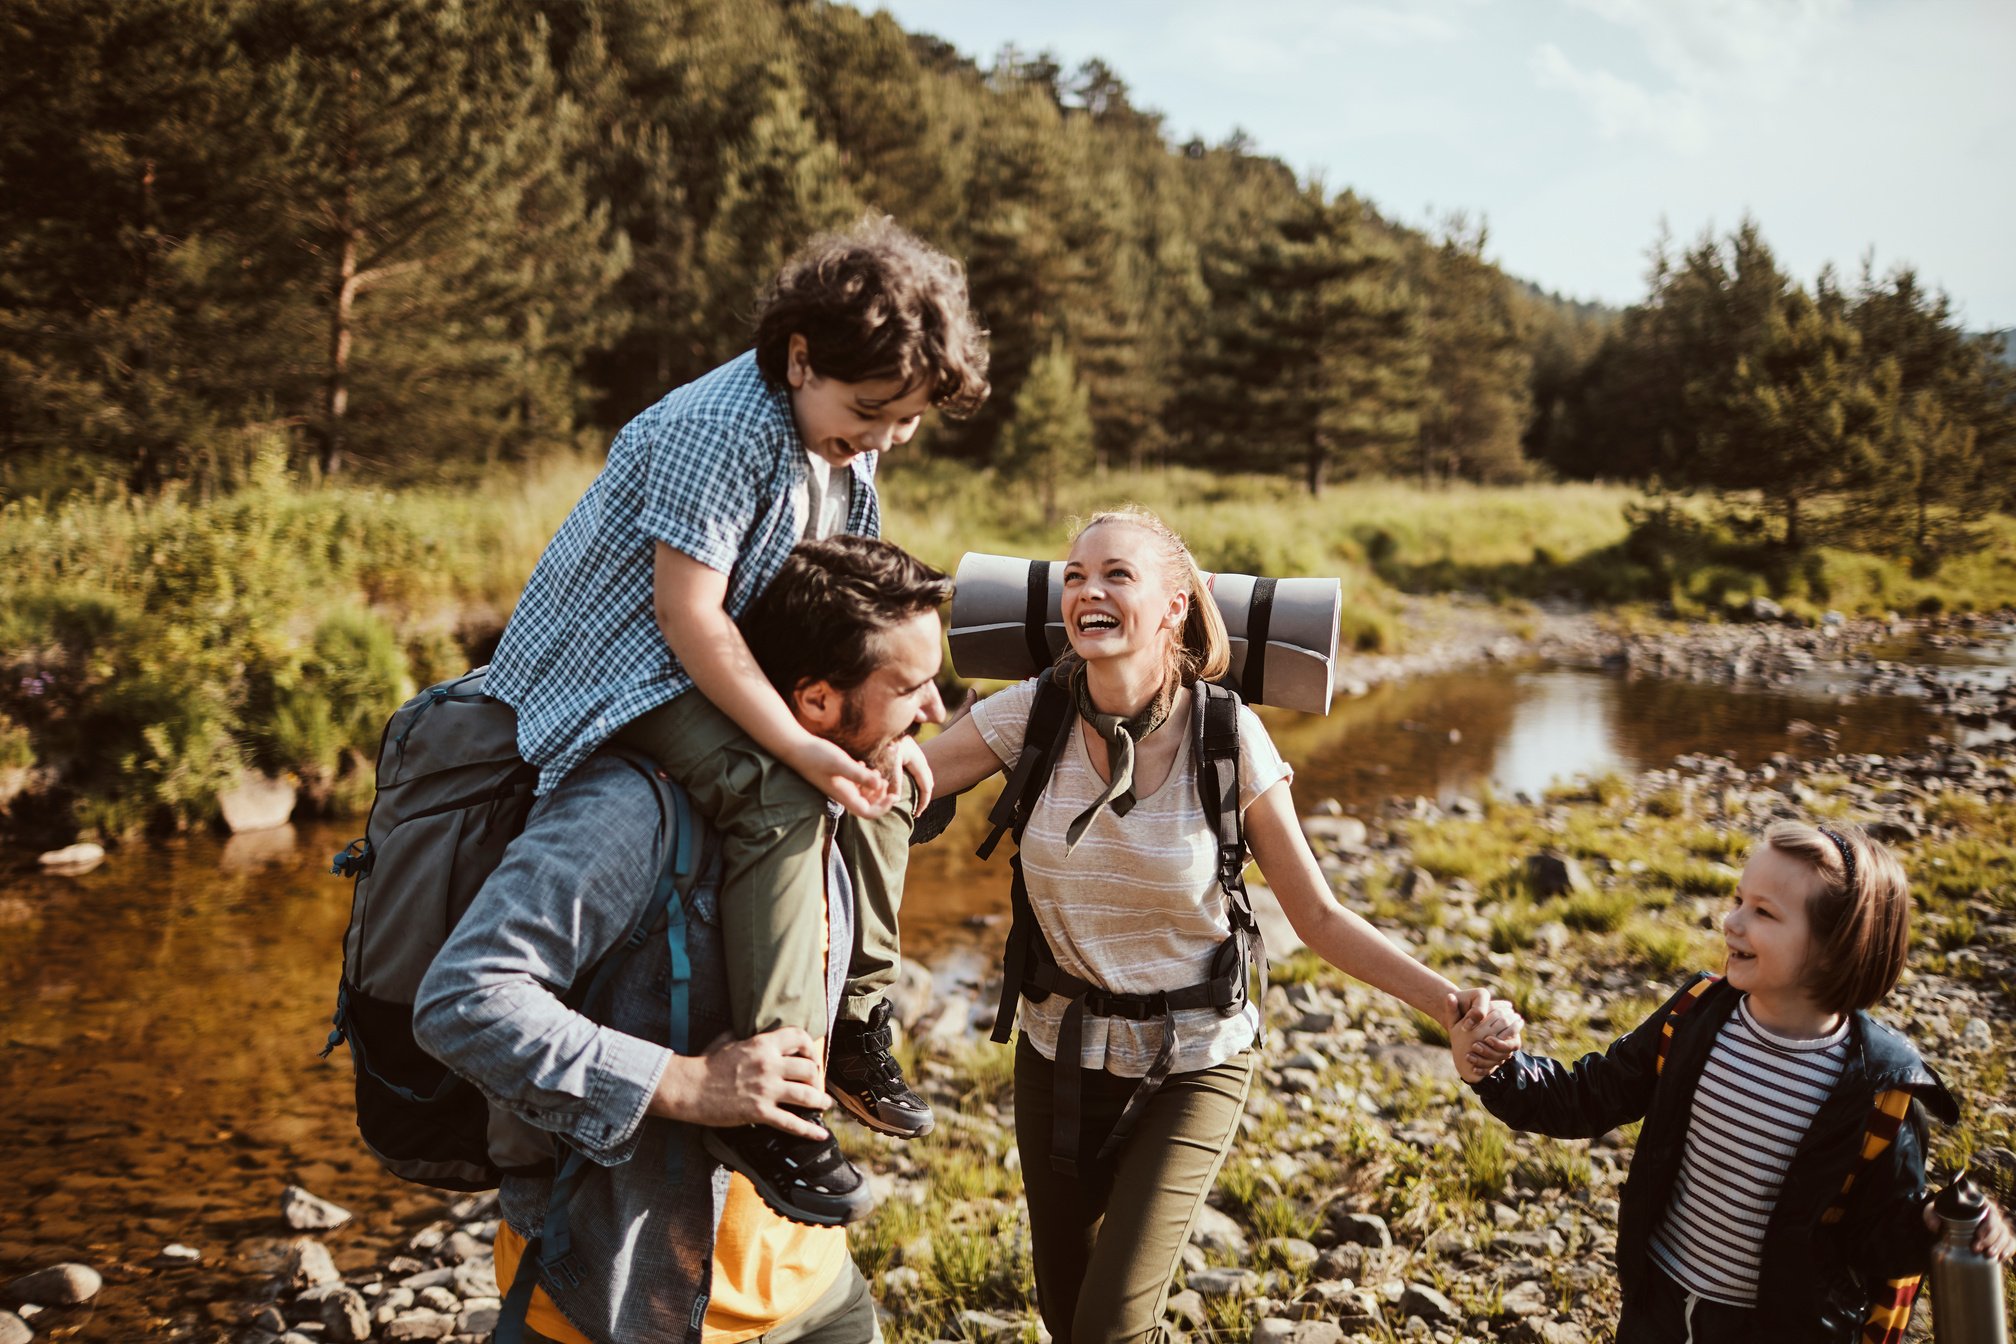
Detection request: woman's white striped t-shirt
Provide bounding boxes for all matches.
[1648,996,1851,1306]
[971,676,1293,1078]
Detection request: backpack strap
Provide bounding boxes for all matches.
[981,679,1260,1177]
[984,668,1075,1048]
[1654,973,1719,1076]
[1238,577,1278,706]
[1810,1086,1920,1344]
[1194,681,1263,1040]
[978,666,1074,860]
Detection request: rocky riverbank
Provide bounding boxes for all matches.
[90,736,1994,1344]
[7,613,2011,1344]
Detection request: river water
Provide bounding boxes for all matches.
[3,640,2009,1339]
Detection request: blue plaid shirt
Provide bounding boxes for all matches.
[490,351,881,793]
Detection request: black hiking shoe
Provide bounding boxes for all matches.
[702,1109,874,1227]
[827,999,936,1138]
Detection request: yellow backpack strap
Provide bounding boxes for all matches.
[1860,1274,1922,1344]
[1814,1088,1918,1344]
[1820,1088,1913,1225]
[1655,975,1719,1077]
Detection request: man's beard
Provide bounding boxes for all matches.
[832,691,898,773]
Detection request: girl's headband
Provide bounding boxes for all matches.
[1816,825,1859,893]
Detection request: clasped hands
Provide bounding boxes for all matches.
[1446,987,1524,1084]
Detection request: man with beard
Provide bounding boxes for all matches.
[415,535,950,1344]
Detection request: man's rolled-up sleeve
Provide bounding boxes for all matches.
[414,769,677,1165]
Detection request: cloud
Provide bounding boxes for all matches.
[1530,0,1847,154]
[1565,0,1847,87]
[1529,41,1709,154]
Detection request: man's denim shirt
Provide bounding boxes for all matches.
[413,752,854,1344]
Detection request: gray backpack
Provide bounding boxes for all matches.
[323,666,546,1189]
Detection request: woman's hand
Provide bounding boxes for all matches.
[650,1028,832,1139]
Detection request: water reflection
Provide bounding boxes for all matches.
[1276,664,1942,816]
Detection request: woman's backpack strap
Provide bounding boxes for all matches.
[1192,682,1265,1028]
[977,667,1075,859]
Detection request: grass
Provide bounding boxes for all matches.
[7,446,2014,846]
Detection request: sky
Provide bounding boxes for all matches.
[872,0,2016,329]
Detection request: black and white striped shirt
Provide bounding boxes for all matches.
[1649,996,1851,1306]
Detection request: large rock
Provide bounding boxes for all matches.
[217,771,297,834]
[1252,1322,1343,1344]
[1258,1238,1318,1273]
[1188,1267,1259,1299]
[1325,1210,1393,1250]
[281,1185,353,1232]
[457,1299,502,1336]
[35,843,104,875]
[2,1264,102,1306]
[1188,1205,1250,1258]
[1398,1283,1461,1328]
[886,959,936,1032]
[1164,1289,1207,1328]
[451,1256,498,1300]
[1501,1281,1552,1318]
[1524,851,1591,898]
[320,1287,371,1343]
[380,1308,456,1342]
[283,1239,341,1290]
[0,1310,30,1344]
[1300,816,1368,851]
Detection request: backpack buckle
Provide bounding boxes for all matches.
[1216,844,1245,887]
[331,838,372,879]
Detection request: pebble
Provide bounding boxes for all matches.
[0,1311,28,1344]
[282,1184,354,1232]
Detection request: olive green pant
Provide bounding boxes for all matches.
[1014,1035,1256,1344]
[615,692,912,1036]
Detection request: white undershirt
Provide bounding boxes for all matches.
[794,452,852,540]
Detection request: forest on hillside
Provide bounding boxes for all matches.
[3,0,2013,563]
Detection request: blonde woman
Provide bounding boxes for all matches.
[925,507,1518,1341]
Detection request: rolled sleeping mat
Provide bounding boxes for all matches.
[947,552,1343,715]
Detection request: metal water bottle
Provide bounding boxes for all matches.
[1930,1174,2010,1344]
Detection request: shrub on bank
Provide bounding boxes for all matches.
[0,450,600,842]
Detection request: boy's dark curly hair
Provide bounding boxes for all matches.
[754,215,990,417]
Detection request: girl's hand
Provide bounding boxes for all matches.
[788,735,894,818]
[893,734,934,813]
[1924,1195,2016,1261]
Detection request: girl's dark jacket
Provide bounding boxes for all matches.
[1470,972,1958,1344]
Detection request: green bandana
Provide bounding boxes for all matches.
[1063,663,1177,853]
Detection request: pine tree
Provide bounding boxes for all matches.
[1413,217,1533,483]
[696,60,861,365]
[1711,281,1885,549]
[1183,189,1425,495]
[245,0,624,474]
[0,0,283,490]
[997,338,1093,525]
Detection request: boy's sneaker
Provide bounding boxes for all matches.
[702,1111,873,1227]
[827,1000,935,1138]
